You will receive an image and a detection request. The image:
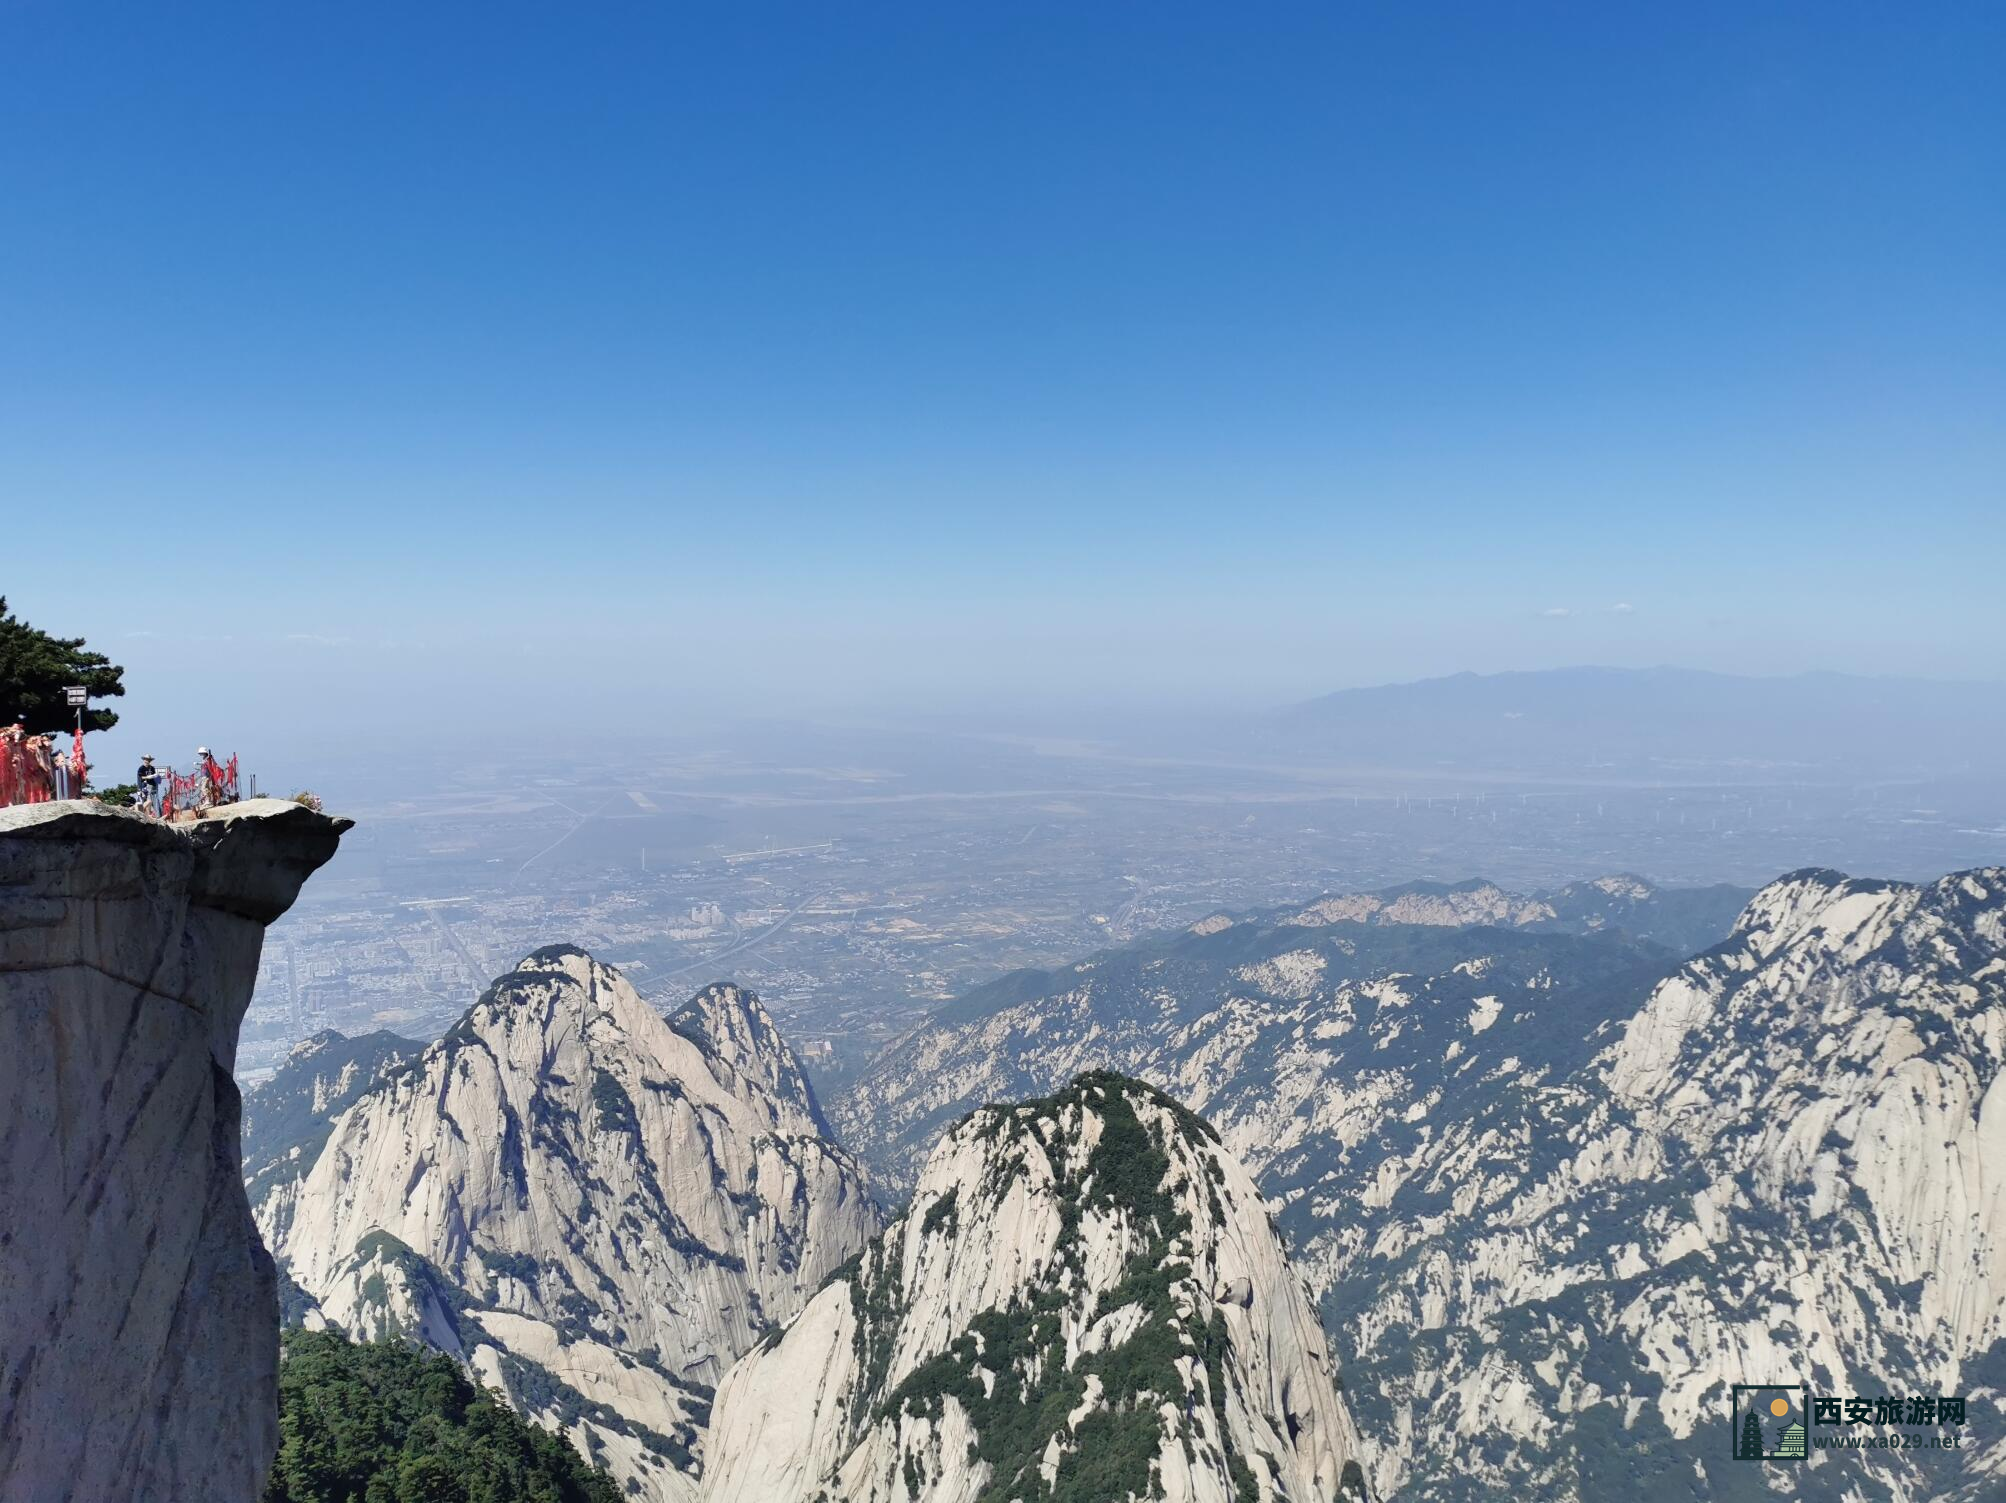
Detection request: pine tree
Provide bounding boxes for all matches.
[1739,1408,1763,1458]
[0,598,126,734]
[263,1328,622,1502]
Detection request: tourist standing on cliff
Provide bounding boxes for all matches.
[137,755,161,814]
[198,747,225,807]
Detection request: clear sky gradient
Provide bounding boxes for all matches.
[3,3,2001,755]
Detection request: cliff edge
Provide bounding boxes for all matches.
[0,798,350,1503]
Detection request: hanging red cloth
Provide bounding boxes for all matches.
[0,728,18,806]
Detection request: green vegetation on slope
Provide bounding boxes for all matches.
[242,1031,416,1206]
[263,1328,621,1503]
[869,1073,1258,1503]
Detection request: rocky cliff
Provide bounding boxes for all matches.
[243,1026,417,1250]
[837,868,2006,1501]
[0,798,350,1503]
[704,1071,1369,1503]
[265,950,882,1501]
[1289,866,2006,1501]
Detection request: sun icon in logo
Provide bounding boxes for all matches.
[1769,1396,1792,1418]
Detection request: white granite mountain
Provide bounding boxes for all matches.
[703,1071,1369,1503]
[836,868,2006,1501]
[244,1026,417,1260]
[0,799,349,1503]
[263,948,882,1502]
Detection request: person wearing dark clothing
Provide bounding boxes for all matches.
[137,755,162,814]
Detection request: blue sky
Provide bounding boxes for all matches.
[3,3,2001,754]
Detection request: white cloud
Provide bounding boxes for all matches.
[284,633,352,646]
[1539,606,1572,618]
[1610,601,1636,614]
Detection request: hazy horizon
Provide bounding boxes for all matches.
[6,4,2002,774]
[19,636,2006,799]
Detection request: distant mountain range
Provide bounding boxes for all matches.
[1265,667,2006,779]
[831,866,2006,1501]
[842,872,1749,1188]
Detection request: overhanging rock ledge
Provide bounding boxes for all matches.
[0,798,350,1503]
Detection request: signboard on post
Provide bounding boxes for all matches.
[64,686,88,707]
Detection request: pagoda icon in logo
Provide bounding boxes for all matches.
[1731,1384,1810,1462]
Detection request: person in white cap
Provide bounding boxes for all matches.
[197,747,223,807]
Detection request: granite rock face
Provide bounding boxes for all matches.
[243,1027,418,1251]
[0,798,349,1503]
[704,1072,1369,1503]
[266,950,883,1502]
